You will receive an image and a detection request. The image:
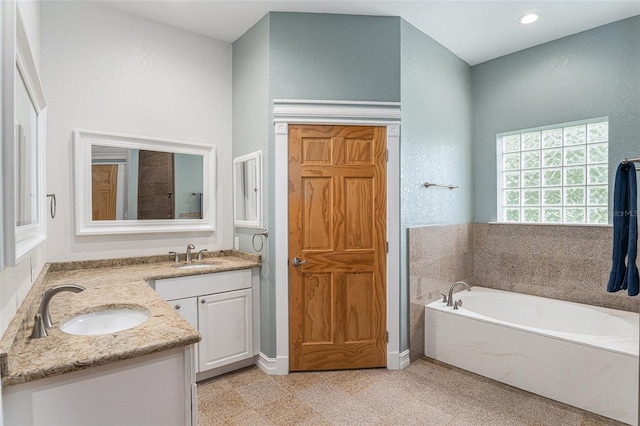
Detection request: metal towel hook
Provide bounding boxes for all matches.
[46,194,56,219]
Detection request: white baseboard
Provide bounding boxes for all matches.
[256,353,277,375]
[259,351,409,374]
[387,349,411,370]
[399,350,411,369]
[257,353,290,375]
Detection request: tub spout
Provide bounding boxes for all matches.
[447,281,471,307]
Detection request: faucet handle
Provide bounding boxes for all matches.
[197,249,208,261]
[30,313,48,338]
[169,251,179,263]
[440,293,448,303]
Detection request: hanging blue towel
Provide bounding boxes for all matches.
[607,162,639,296]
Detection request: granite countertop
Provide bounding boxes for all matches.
[0,250,260,387]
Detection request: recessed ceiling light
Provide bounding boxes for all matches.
[519,13,540,25]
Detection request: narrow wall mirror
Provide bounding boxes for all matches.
[233,151,262,228]
[3,8,48,266]
[74,129,216,235]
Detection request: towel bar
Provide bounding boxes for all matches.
[424,182,459,190]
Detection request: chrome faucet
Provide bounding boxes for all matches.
[31,284,85,338]
[185,244,196,262]
[447,281,471,307]
[197,249,207,261]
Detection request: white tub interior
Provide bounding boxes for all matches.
[425,286,639,425]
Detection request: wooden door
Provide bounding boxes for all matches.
[91,164,118,220]
[288,125,387,371]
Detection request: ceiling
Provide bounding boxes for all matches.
[99,0,640,65]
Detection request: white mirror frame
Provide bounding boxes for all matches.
[2,6,47,266]
[74,128,216,235]
[233,150,262,228]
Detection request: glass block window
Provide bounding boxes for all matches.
[498,119,608,224]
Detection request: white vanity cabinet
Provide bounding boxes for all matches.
[153,268,259,380]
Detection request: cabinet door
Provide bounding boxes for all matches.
[168,297,198,330]
[198,289,253,372]
[168,297,199,377]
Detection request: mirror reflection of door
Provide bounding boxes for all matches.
[137,150,175,219]
[91,165,118,220]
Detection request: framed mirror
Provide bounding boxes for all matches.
[3,7,48,266]
[74,129,216,235]
[233,151,262,228]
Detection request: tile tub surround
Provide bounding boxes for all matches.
[408,224,473,362]
[409,223,639,360]
[473,223,638,313]
[0,251,260,387]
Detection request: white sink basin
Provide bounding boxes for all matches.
[172,262,219,270]
[60,308,150,336]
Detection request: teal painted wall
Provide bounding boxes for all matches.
[472,16,640,223]
[232,15,272,355]
[269,12,401,102]
[400,20,473,351]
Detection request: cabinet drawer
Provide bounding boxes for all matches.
[154,269,251,300]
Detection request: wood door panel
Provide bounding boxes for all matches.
[301,273,333,344]
[302,138,332,164]
[302,252,375,271]
[296,339,386,370]
[302,177,333,250]
[289,125,386,371]
[345,272,374,342]
[344,138,374,165]
[344,177,374,250]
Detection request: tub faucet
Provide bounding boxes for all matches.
[447,281,471,307]
[185,244,196,262]
[31,284,85,338]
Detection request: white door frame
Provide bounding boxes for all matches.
[269,99,404,374]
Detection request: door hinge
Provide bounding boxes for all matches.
[386,150,389,162]
[386,242,389,253]
[386,331,389,343]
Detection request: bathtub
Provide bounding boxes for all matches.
[425,287,639,425]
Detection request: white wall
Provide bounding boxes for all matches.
[16,0,40,72]
[41,2,233,261]
[0,0,45,339]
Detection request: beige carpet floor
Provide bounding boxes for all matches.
[197,357,627,425]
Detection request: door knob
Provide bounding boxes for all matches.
[291,257,309,267]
